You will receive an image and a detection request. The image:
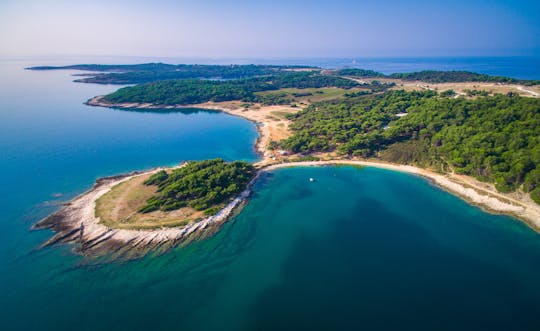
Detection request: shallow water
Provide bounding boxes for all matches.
[1,58,540,330]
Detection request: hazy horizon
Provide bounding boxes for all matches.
[1,0,538,58]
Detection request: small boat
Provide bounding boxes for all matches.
[309,178,314,182]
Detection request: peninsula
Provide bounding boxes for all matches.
[34,64,540,259]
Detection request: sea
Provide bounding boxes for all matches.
[1,56,540,330]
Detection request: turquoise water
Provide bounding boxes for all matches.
[2,58,540,330]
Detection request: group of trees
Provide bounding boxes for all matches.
[103,72,359,105]
[254,92,293,105]
[139,159,256,213]
[281,90,436,154]
[281,90,540,203]
[337,68,386,78]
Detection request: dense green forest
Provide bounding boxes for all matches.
[103,73,360,105]
[28,63,317,84]
[281,91,540,202]
[139,159,256,213]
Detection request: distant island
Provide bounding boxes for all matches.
[27,63,318,84]
[33,63,540,259]
[28,62,540,86]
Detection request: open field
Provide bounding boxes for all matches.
[396,82,540,97]
[95,171,205,229]
[342,76,540,98]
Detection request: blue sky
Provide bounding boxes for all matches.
[0,0,538,58]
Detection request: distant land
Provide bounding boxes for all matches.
[27,63,317,84]
[27,63,540,86]
[32,63,540,259]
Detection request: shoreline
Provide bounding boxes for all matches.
[85,96,273,159]
[35,96,540,259]
[36,157,540,260]
[86,96,300,161]
[87,96,540,231]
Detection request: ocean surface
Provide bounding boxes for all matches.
[1,57,540,330]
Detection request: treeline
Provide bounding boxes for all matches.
[280,90,540,203]
[255,93,293,105]
[28,63,318,84]
[337,68,386,78]
[336,69,539,86]
[139,159,256,213]
[103,73,359,105]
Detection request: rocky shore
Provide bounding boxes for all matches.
[33,168,260,260]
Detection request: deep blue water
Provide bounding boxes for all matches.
[1,57,540,330]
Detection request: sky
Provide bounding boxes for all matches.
[0,0,538,58]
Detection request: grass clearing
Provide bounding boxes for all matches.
[95,172,206,230]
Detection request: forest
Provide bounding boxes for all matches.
[336,68,386,78]
[280,90,540,203]
[103,72,360,105]
[139,159,256,213]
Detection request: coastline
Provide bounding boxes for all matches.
[85,95,299,162]
[35,95,540,259]
[86,96,540,231]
